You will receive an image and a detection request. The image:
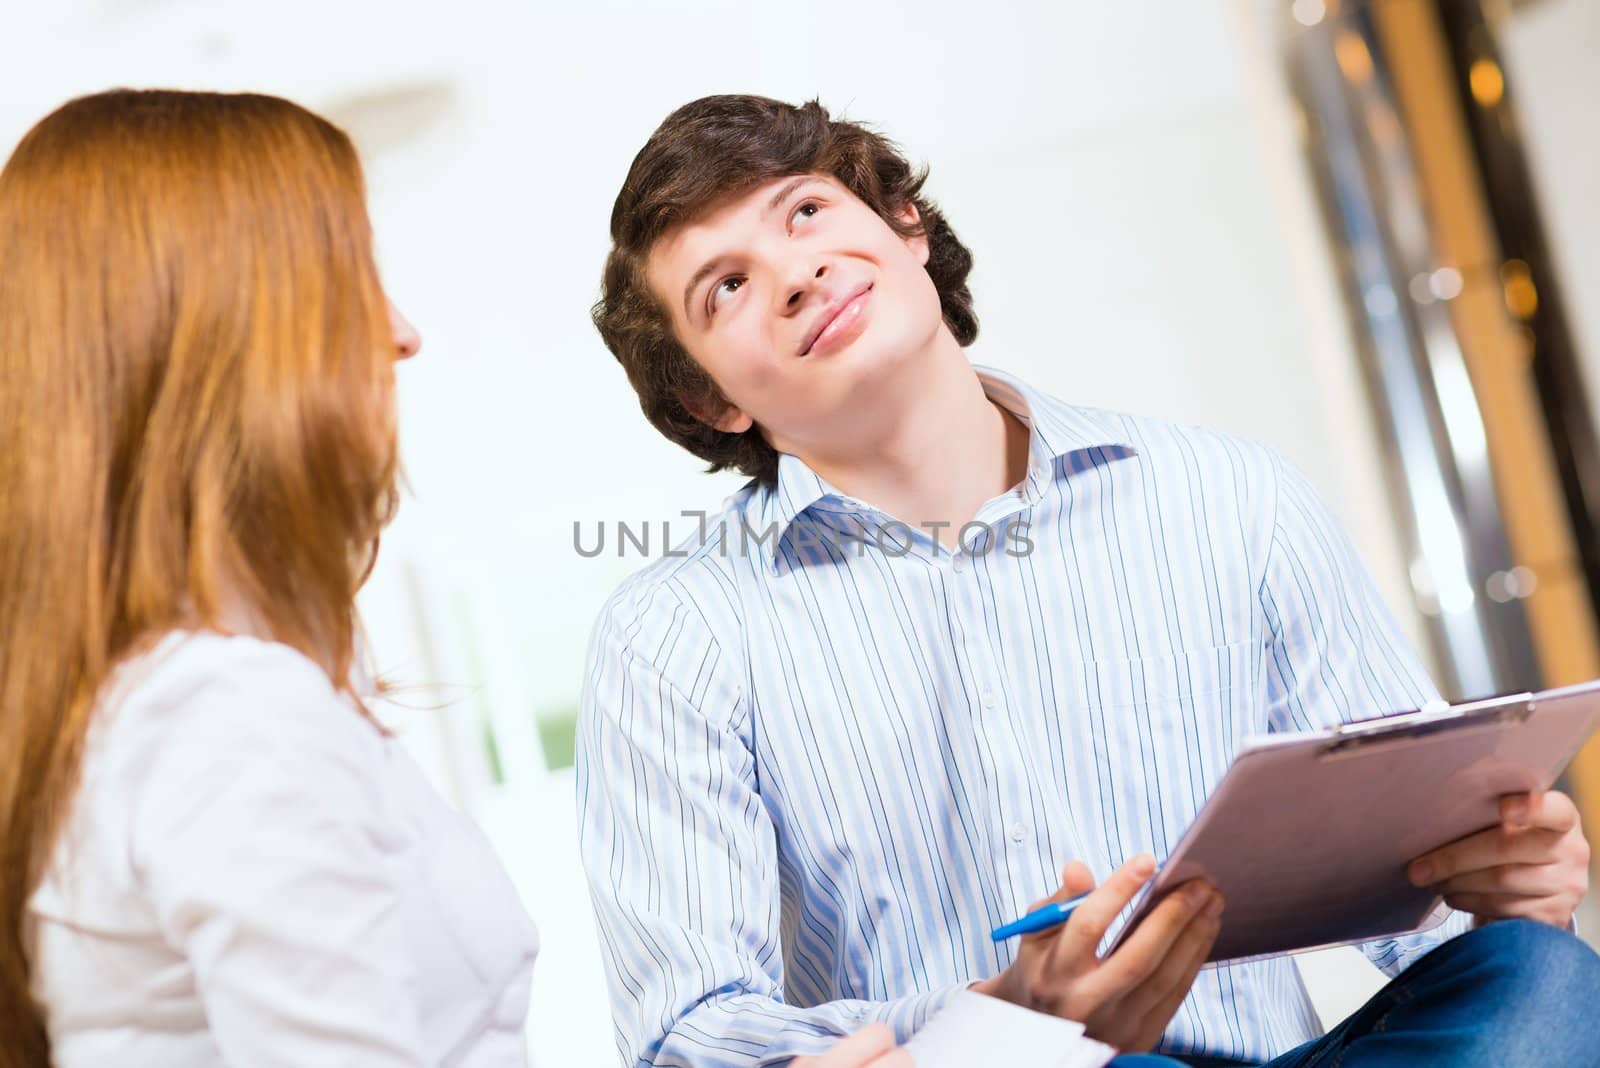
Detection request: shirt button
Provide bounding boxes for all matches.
[952,555,967,574]
[980,690,997,709]
[1008,822,1027,844]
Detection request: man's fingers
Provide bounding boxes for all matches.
[1018,860,1100,953]
[1133,947,1213,1054]
[1502,790,1580,834]
[1091,881,1217,997]
[1054,854,1156,961]
[812,1023,895,1064]
[1115,893,1221,1021]
[1025,861,1096,914]
[1057,861,1098,900]
[1443,891,1549,920]
[1407,826,1564,885]
[1095,898,1222,1055]
[1434,861,1567,898]
[800,1024,909,1068]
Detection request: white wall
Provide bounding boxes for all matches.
[0,0,1436,718]
[2,0,1457,1059]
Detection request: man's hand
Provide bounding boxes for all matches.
[791,1024,911,1067]
[972,855,1223,1053]
[1407,790,1589,928]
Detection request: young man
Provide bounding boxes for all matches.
[578,94,1598,1068]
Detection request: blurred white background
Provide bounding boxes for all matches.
[4,1,1596,1064]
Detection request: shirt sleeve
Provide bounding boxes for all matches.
[124,641,428,1067]
[1257,448,1474,977]
[576,581,962,1068]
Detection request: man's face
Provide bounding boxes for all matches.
[646,173,942,452]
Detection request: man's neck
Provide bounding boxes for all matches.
[795,339,1032,551]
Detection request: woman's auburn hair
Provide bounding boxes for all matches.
[592,95,978,488]
[0,89,398,1066]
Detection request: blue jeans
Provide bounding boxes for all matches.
[1110,920,1600,1067]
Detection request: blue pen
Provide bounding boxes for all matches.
[990,892,1093,942]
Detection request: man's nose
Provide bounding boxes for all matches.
[783,262,829,313]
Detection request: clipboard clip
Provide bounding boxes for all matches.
[1319,693,1534,756]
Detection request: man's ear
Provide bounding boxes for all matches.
[896,202,930,268]
[681,390,755,434]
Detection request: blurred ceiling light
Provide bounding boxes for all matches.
[1437,571,1479,615]
[1428,266,1464,300]
[1432,355,1489,468]
[1500,259,1539,319]
[1335,29,1375,85]
[1292,0,1326,27]
[1410,534,1477,615]
[1485,566,1538,602]
[1409,273,1437,305]
[1410,558,1442,616]
[1509,564,1538,598]
[1469,57,1506,107]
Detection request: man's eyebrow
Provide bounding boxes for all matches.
[682,256,729,324]
[765,175,814,215]
[680,177,820,322]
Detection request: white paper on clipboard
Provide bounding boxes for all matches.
[1104,680,1600,965]
[902,991,1115,1068]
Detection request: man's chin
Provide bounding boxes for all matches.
[805,333,919,375]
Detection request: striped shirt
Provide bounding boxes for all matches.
[576,366,1469,1067]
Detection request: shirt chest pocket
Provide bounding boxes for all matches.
[1060,641,1255,855]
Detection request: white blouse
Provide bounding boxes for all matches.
[28,631,539,1067]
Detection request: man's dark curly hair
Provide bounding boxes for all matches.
[592,94,978,488]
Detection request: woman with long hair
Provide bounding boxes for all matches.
[0,89,538,1067]
[0,87,920,1068]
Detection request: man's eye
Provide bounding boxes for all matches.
[791,201,821,224]
[709,276,745,314]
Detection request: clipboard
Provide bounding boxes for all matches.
[1105,680,1600,966]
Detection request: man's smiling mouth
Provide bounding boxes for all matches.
[800,283,874,357]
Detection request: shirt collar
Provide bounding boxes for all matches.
[975,365,1136,490]
[753,365,1136,572]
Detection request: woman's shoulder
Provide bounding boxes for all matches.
[118,628,333,694]
[38,633,375,913]
[96,630,371,764]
